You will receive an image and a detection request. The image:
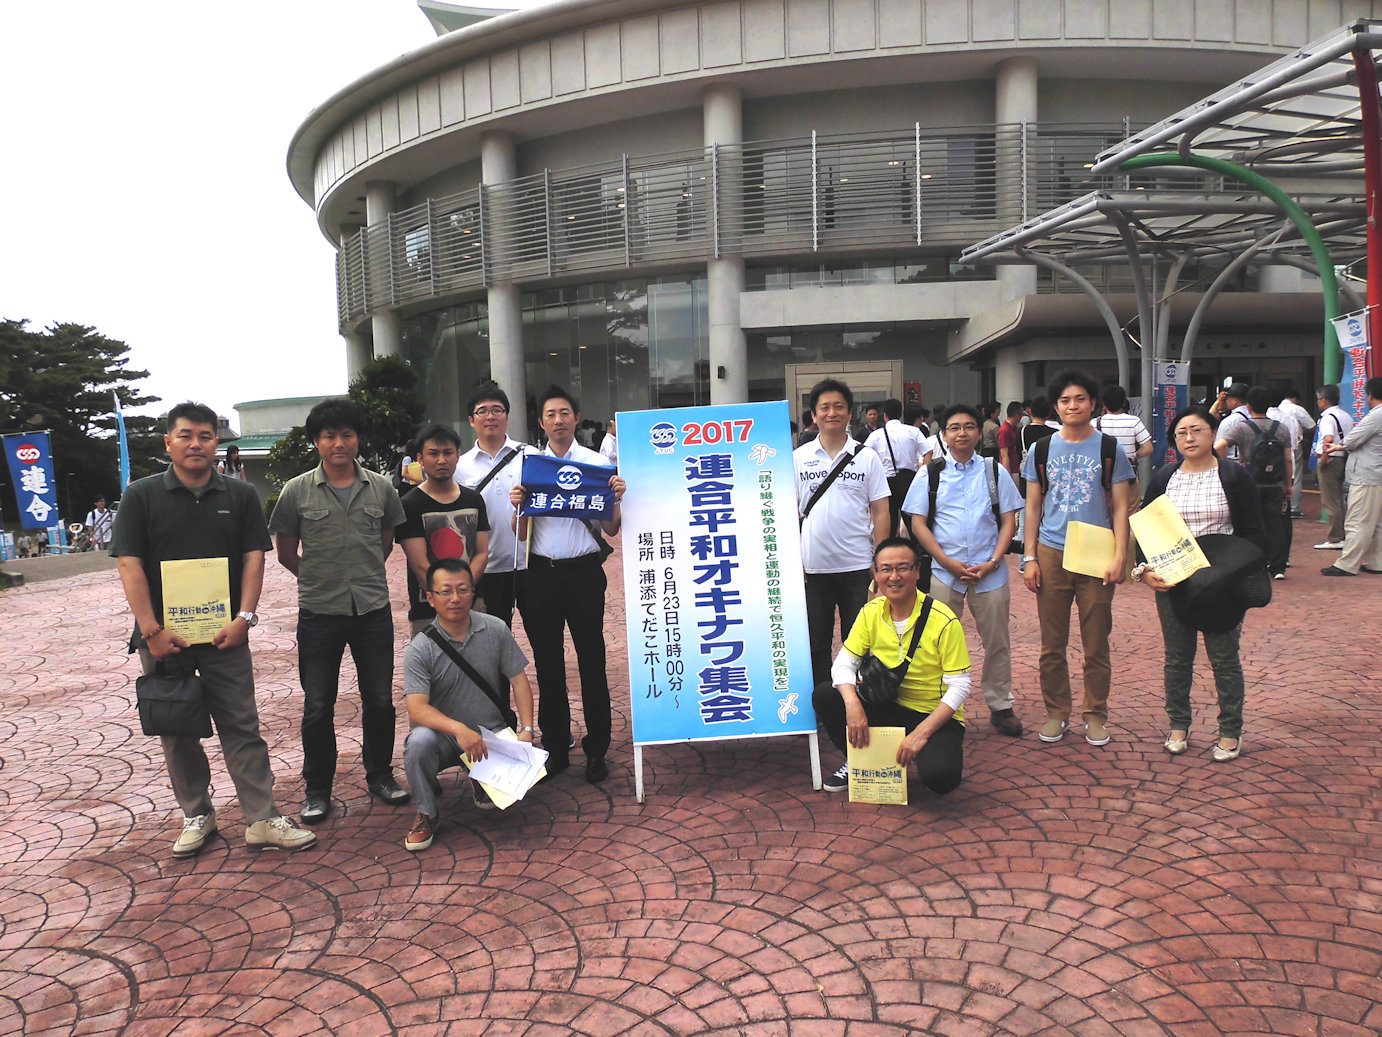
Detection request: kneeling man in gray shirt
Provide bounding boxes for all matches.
[401,557,535,852]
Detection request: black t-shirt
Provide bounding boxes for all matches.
[110,467,272,639]
[1018,424,1057,490]
[397,484,490,620]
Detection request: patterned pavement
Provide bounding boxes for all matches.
[1,513,1379,1036]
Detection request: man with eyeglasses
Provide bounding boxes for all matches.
[398,422,491,637]
[812,537,971,795]
[400,558,535,852]
[904,404,1026,737]
[457,385,526,629]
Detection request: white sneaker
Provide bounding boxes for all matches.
[1315,541,1345,549]
[246,815,317,852]
[172,811,216,858]
[823,764,849,793]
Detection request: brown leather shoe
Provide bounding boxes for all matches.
[989,709,1024,737]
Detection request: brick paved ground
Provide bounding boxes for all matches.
[1,511,1379,1036]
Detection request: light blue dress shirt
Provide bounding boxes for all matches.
[901,455,1024,593]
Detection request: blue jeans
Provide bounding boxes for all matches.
[297,606,397,794]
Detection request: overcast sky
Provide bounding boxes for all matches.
[1,2,537,429]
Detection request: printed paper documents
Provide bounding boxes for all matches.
[463,728,549,808]
[1129,495,1210,586]
[160,558,231,644]
[847,727,908,804]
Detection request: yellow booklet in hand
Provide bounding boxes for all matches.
[1129,495,1210,586]
[1063,521,1116,578]
[847,727,908,804]
[161,558,231,644]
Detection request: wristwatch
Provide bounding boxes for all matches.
[236,611,259,627]
[1019,555,1038,572]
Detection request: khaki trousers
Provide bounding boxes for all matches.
[1319,457,1348,543]
[930,579,1013,712]
[1035,543,1115,723]
[1338,483,1382,574]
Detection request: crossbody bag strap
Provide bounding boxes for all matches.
[898,596,934,673]
[423,626,514,724]
[474,447,521,493]
[800,446,857,523]
[883,427,898,471]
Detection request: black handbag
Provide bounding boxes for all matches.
[135,657,212,738]
[854,598,933,705]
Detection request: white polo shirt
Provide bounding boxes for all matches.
[529,441,615,560]
[793,438,889,574]
[863,420,926,476]
[457,436,527,573]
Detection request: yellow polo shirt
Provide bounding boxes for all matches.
[843,594,970,722]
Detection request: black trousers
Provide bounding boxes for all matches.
[812,682,965,794]
[477,570,518,629]
[517,555,611,763]
[1259,485,1290,576]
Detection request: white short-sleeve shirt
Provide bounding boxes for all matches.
[529,441,615,560]
[456,436,527,573]
[793,438,890,574]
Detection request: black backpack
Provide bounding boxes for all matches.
[1247,420,1286,485]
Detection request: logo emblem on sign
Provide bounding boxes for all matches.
[555,465,583,490]
[1349,318,1363,337]
[15,445,40,464]
[649,422,677,455]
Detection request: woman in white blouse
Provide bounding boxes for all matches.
[1137,406,1265,762]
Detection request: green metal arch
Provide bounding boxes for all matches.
[1120,152,1341,383]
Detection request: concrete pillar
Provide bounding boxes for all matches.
[343,329,372,383]
[1259,265,1306,293]
[481,131,528,442]
[994,352,1024,406]
[994,58,1039,303]
[704,83,747,404]
[365,181,402,357]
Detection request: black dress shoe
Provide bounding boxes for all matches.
[540,755,570,782]
[368,778,412,805]
[300,794,331,825]
[1321,565,1356,576]
[989,708,1024,737]
[585,757,609,784]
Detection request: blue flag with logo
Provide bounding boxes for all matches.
[519,453,616,519]
[3,432,61,530]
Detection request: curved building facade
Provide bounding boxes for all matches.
[289,0,1376,436]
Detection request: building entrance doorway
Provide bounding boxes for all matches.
[785,361,904,430]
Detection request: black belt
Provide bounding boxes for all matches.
[528,552,599,569]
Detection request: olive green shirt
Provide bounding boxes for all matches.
[270,460,406,615]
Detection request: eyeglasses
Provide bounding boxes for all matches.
[1174,426,1213,439]
[471,406,507,417]
[944,423,980,433]
[875,563,916,576]
[428,587,475,598]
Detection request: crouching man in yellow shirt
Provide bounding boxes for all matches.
[811,537,971,796]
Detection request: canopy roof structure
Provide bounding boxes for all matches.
[1090,19,1382,179]
[958,190,1367,267]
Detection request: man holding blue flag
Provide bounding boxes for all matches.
[509,386,626,783]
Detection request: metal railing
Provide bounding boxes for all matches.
[336,121,1216,326]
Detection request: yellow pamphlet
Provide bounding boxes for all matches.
[1063,521,1116,578]
[1129,495,1210,586]
[847,726,908,804]
[160,557,231,644]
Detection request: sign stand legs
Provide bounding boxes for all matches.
[808,731,821,790]
[634,744,645,803]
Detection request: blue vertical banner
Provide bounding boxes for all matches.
[617,401,814,745]
[1153,361,1189,466]
[113,392,131,491]
[3,432,61,530]
[1331,310,1373,422]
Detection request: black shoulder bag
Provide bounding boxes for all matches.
[474,447,520,493]
[424,626,518,730]
[855,597,934,705]
[800,447,858,525]
[135,656,212,738]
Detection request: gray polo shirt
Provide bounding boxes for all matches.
[404,612,528,730]
[269,460,406,615]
